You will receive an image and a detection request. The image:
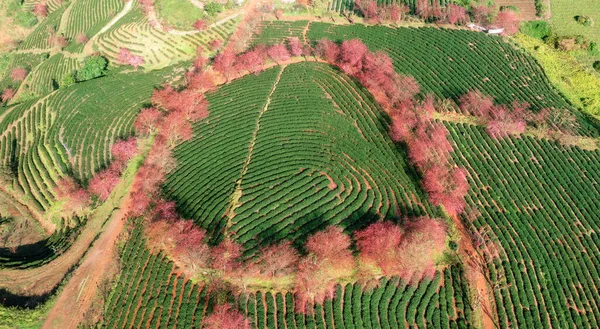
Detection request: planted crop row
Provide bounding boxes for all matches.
[95,9,236,69]
[166,62,436,254]
[105,223,474,329]
[239,265,473,329]
[0,66,174,211]
[63,0,124,52]
[328,0,454,14]
[104,226,216,329]
[164,67,282,244]
[21,53,80,97]
[251,20,308,46]
[253,22,600,136]
[18,6,66,50]
[0,52,48,92]
[447,122,600,329]
[231,62,436,255]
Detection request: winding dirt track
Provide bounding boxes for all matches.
[450,213,497,329]
[41,191,132,329]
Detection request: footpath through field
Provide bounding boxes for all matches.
[41,185,133,329]
[38,139,151,328]
[449,213,498,329]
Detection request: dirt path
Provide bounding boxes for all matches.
[41,188,133,329]
[0,144,143,296]
[83,0,134,55]
[433,111,600,151]
[224,65,285,234]
[449,213,497,329]
[188,0,204,10]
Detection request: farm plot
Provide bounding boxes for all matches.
[105,223,474,329]
[95,9,237,69]
[22,0,63,13]
[239,265,473,329]
[165,62,437,254]
[19,53,80,97]
[18,6,66,51]
[251,20,309,46]
[302,23,599,136]
[551,0,600,46]
[327,0,455,14]
[104,226,217,329]
[62,0,125,52]
[0,67,174,212]
[447,122,600,329]
[0,53,48,93]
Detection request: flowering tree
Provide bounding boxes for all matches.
[187,71,216,92]
[88,166,121,200]
[287,37,303,57]
[267,44,290,64]
[495,9,521,36]
[209,39,223,51]
[209,240,243,273]
[354,221,403,274]
[204,304,250,329]
[10,67,27,82]
[33,3,47,17]
[340,39,368,73]
[316,39,340,63]
[75,33,88,45]
[459,89,494,117]
[256,241,299,277]
[396,217,447,280]
[193,19,207,31]
[486,104,527,138]
[118,48,145,69]
[295,226,354,312]
[1,88,16,102]
[111,138,137,167]
[134,108,161,135]
[55,177,91,215]
[274,8,284,20]
[237,48,266,74]
[213,51,237,81]
[471,5,492,24]
[158,111,193,147]
[446,4,468,25]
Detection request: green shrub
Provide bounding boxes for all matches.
[76,56,108,81]
[520,21,552,40]
[204,2,223,16]
[589,42,599,55]
[575,15,593,26]
[61,73,76,88]
[535,0,545,17]
[15,11,38,27]
[593,61,600,73]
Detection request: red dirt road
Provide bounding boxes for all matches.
[41,190,132,329]
[450,213,497,329]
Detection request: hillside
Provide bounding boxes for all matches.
[1,0,600,328]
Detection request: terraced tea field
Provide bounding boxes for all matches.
[253,21,599,136]
[447,122,600,329]
[165,62,437,253]
[0,67,174,212]
[105,224,474,329]
[95,9,237,69]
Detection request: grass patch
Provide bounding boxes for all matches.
[515,33,600,115]
[550,0,600,45]
[155,0,204,30]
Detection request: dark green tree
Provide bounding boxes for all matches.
[76,56,108,82]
